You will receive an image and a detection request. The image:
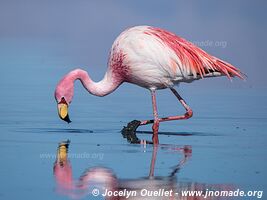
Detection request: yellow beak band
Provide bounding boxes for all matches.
[57,144,68,162]
[59,103,68,119]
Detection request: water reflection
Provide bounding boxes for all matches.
[53,140,233,199]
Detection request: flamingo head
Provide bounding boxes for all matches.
[55,78,74,123]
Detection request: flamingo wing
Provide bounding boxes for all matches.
[145,27,245,80]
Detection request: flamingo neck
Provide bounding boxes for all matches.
[70,69,121,97]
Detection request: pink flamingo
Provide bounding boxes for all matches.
[55,26,244,144]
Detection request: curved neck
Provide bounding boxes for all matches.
[70,69,122,97]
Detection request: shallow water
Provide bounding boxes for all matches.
[1,63,267,199]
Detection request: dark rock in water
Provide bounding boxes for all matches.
[121,120,141,144]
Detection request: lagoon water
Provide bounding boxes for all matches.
[1,55,267,199]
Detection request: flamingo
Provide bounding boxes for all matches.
[55,26,244,144]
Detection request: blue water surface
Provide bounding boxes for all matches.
[0,49,266,200]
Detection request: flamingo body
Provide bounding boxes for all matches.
[55,26,244,144]
[108,26,243,90]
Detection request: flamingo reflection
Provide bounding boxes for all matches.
[53,141,232,199]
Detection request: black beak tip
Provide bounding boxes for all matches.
[62,115,72,123]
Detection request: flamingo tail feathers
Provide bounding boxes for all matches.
[213,58,246,80]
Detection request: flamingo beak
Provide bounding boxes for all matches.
[57,140,70,164]
[58,103,72,123]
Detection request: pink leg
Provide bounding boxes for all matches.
[151,90,159,145]
[149,145,158,177]
[140,88,193,141]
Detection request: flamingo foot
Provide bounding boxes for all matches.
[121,120,141,144]
[121,120,153,145]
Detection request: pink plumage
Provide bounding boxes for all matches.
[55,26,244,144]
[146,27,244,79]
[108,26,244,90]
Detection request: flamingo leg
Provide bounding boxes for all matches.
[151,90,159,144]
[149,145,158,177]
[140,87,193,130]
